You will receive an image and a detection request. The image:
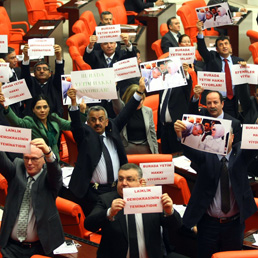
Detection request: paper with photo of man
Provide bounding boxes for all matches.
[140,57,187,93]
[196,2,233,30]
[181,114,232,155]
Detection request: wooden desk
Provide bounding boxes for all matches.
[136,4,176,61]
[220,11,253,60]
[57,0,98,37]
[23,19,63,69]
[243,229,258,250]
[55,234,98,258]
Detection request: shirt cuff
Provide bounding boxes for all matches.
[192,96,199,102]
[56,59,63,64]
[197,33,204,39]
[70,105,79,111]
[126,43,133,52]
[45,152,56,163]
[133,92,142,101]
[86,46,94,53]
[164,207,174,217]
[22,60,30,65]
[107,208,115,221]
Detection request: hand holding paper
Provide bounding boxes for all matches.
[110,198,125,217]
[89,35,97,49]
[31,138,50,156]
[0,90,8,110]
[23,44,29,62]
[174,119,187,138]
[137,77,146,96]
[182,63,189,76]
[196,20,204,34]
[54,44,62,61]
[161,193,173,215]
[67,88,77,106]
[193,85,204,99]
[121,33,130,47]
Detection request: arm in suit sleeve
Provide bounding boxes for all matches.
[161,35,171,54]
[188,97,200,115]
[128,0,154,12]
[236,84,252,119]
[21,63,34,94]
[197,37,212,64]
[0,151,16,182]
[148,110,159,153]
[52,61,64,93]
[83,48,98,68]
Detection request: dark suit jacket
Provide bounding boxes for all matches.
[85,191,182,258]
[0,153,64,255]
[157,79,192,139]
[188,99,242,143]
[197,36,249,110]
[124,0,155,14]
[207,0,239,13]
[68,96,141,198]
[161,31,180,54]
[182,143,257,229]
[21,61,64,117]
[83,47,137,69]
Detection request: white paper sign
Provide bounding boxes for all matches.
[169,47,195,64]
[28,38,55,57]
[241,125,258,149]
[181,114,232,155]
[231,64,258,85]
[123,186,163,214]
[113,57,141,82]
[0,35,8,53]
[71,68,117,100]
[140,57,187,93]
[0,126,31,153]
[96,25,121,43]
[0,63,9,82]
[198,71,226,91]
[2,79,32,106]
[140,162,174,186]
[61,75,101,105]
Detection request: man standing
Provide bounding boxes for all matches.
[196,20,248,119]
[161,17,181,54]
[64,79,145,216]
[0,138,64,257]
[83,33,136,69]
[174,121,257,258]
[22,44,64,117]
[189,87,242,143]
[85,163,185,258]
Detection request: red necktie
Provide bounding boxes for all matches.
[223,59,233,100]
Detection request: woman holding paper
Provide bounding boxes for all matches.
[120,84,159,154]
[0,92,71,161]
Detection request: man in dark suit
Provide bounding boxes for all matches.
[174,121,257,258]
[161,17,181,54]
[196,20,249,119]
[83,33,136,69]
[21,44,64,117]
[189,88,242,143]
[207,0,246,14]
[157,63,192,154]
[85,163,185,258]
[64,79,146,216]
[124,0,164,24]
[0,138,64,258]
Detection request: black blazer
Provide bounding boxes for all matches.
[68,96,141,198]
[207,0,239,13]
[124,0,155,13]
[85,191,182,258]
[188,99,242,143]
[161,31,180,54]
[182,143,257,229]
[157,79,192,139]
[197,36,249,109]
[21,61,64,117]
[83,47,137,69]
[0,153,64,254]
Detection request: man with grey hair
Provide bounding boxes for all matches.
[62,78,146,216]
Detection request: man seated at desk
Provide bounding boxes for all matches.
[85,163,187,258]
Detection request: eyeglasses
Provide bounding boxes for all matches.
[23,155,44,163]
[35,67,49,72]
[118,176,140,183]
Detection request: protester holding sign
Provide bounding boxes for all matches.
[21,44,64,117]
[0,93,71,161]
[85,163,185,258]
[174,120,257,258]
[120,84,158,154]
[196,20,249,119]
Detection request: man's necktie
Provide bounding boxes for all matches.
[220,157,230,214]
[160,88,172,124]
[106,57,112,67]
[128,214,139,258]
[17,176,33,242]
[100,136,114,184]
[223,59,233,100]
